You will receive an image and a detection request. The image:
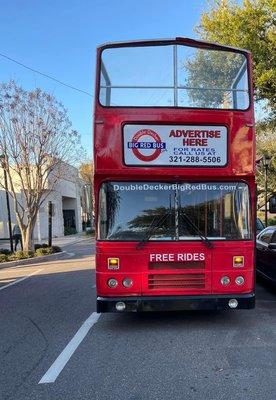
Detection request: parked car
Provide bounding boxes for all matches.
[256,226,276,284]
[256,218,265,235]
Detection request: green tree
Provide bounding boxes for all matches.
[184,49,245,108]
[79,161,94,227]
[196,0,276,120]
[256,123,276,210]
[79,162,93,184]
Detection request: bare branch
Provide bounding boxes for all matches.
[0,80,82,250]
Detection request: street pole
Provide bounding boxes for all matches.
[84,183,92,227]
[48,201,53,247]
[265,163,268,227]
[0,155,13,252]
[263,155,272,228]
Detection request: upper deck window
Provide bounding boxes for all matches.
[99,44,249,110]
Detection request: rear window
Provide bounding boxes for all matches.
[100,44,249,109]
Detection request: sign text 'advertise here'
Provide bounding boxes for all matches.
[123,125,227,166]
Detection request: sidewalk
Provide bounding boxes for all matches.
[0,233,90,251]
[52,233,88,248]
[0,233,94,270]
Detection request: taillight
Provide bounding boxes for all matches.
[235,276,245,285]
[221,276,230,285]
[108,258,120,270]
[233,256,244,267]
[107,278,118,288]
[122,278,133,288]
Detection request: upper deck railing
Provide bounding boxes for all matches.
[98,39,250,110]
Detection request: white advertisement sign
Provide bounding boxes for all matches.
[123,124,227,167]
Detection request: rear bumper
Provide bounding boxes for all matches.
[97,293,255,312]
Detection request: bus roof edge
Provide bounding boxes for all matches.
[97,37,250,54]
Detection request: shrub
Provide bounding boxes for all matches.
[0,246,61,262]
[34,243,49,250]
[0,254,7,263]
[51,245,62,253]
[35,247,53,257]
[268,217,276,226]
[0,246,60,262]
[0,248,12,255]
[8,250,34,261]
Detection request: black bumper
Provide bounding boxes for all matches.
[97,293,255,312]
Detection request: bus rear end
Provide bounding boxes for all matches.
[94,38,255,312]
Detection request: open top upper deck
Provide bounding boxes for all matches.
[94,38,255,178]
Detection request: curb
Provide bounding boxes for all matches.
[0,251,68,270]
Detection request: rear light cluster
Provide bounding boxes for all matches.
[106,257,133,289]
[221,276,230,286]
[221,276,245,286]
[233,256,244,267]
[220,255,246,286]
[107,278,133,288]
[122,278,133,288]
[108,258,120,270]
[235,276,245,285]
[107,278,118,288]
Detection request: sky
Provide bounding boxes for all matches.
[0,0,208,158]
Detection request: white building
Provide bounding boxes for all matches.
[0,164,85,240]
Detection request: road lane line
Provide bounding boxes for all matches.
[0,268,44,291]
[38,312,101,384]
[65,252,75,257]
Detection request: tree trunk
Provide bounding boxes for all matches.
[21,224,35,251]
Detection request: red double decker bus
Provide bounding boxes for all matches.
[94,38,255,312]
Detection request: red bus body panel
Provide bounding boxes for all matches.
[96,241,254,297]
[94,108,255,178]
[93,38,255,311]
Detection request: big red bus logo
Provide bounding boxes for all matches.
[127,129,166,162]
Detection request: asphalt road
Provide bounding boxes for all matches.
[0,238,276,400]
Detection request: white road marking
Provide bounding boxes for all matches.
[39,312,101,384]
[0,268,44,291]
[10,265,42,269]
[65,252,75,257]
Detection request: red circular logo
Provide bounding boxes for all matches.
[131,129,162,162]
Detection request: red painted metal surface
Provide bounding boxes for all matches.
[94,109,255,181]
[93,38,255,301]
[96,241,254,297]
